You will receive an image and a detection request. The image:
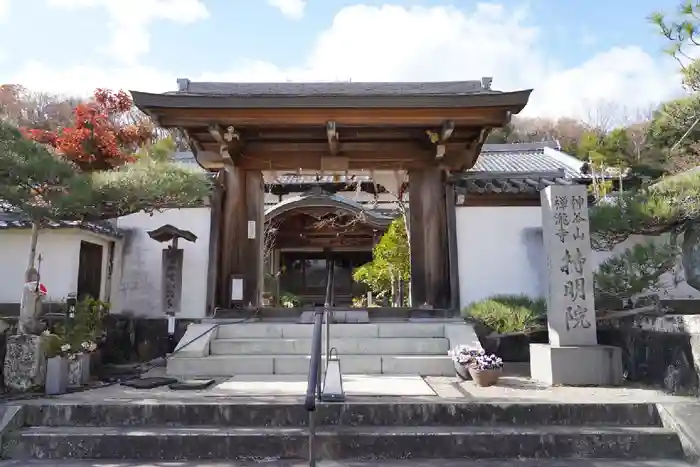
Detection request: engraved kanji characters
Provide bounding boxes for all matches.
[566,304,591,331]
[560,247,586,275]
[564,277,586,301]
[553,212,569,243]
[554,195,569,211]
[570,195,586,240]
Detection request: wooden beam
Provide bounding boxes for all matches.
[326,121,340,156]
[204,141,428,154]
[218,167,244,307]
[408,167,449,308]
[445,182,460,311]
[206,171,224,311]
[245,170,265,308]
[199,152,436,171]
[156,107,511,127]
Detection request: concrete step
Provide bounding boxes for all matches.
[166,354,455,376]
[0,461,693,467]
[210,337,450,355]
[23,402,667,428]
[215,322,447,339]
[5,425,685,460]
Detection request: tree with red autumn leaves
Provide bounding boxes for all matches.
[0,88,210,284]
[22,89,155,171]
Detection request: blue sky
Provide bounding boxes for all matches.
[0,0,684,119]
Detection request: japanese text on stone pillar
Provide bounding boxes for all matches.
[554,193,592,332]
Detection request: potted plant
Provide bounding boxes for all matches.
[463,295,547,362]
[468,352,504,387]
[70,297,109,376]
[448,346,485,380]
[42,331,71,395]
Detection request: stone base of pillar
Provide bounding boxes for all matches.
[529,343,624,386]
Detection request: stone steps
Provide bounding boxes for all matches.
[167,321,479,378]
[4,425,684,460]
[4,402,687,462]
[215,322,448,339]
[209,337,449,355]
[22,402,670,427]
[0,461,692,466]
[167,354,455,376]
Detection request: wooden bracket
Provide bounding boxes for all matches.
[426,120,455,160]
[440,120,455,142]
[209,124,243,164]
[182,129,204,155]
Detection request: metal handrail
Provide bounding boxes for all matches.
[305,256,335,467]
[304,257,335,411]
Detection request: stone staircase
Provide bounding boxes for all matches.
[1,401,691,463]
[166,321,478,377]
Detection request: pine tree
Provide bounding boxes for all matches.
[0,89,211,286]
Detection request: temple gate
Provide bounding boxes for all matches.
[132,79,531,311]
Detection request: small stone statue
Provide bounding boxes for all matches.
[18,280,46,335]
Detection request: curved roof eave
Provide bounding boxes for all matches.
[130,89,533,113]
[265,193,393,229]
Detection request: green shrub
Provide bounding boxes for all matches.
[463,294,546,335]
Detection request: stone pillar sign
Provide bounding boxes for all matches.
[530,184,623,386]
[542,185,597,347]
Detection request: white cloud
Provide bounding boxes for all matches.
[6,3,684,120]
[46,0,209,64]
[6,61,175,97]
[268,0,306,20]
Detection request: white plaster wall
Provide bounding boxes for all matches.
[455,206,700,310]
[0,229,116,305]
[456,206,545,309]
[114,207,211,319]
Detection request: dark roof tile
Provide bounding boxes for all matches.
[460,176,572,195]
[0,212,123,238]
[471,149,581,178]
[175,80,488,97]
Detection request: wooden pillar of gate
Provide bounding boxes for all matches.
[408,166,450,309]
[217,166,264,309]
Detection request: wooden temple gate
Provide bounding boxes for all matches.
[132,80,531,311]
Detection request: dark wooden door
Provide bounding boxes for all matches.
[279,251,372,306]
[77,241,103,301]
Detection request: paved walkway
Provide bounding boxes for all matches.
[20,365,693,404]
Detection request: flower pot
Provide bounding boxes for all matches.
[68,353,91,386]
[79,353,91,384]
[453,361,471,380]
[45,356,68,395]
[468,367,502,387]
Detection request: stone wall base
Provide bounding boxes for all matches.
[598,327,700,395]
[4,334,45,392]
[529,343,623,386]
